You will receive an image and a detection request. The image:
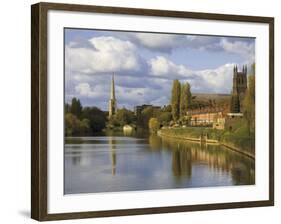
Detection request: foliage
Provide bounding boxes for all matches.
[65,98,108,136]
[81,106,107,132]
[180,82,192,118]
[171,80,181,121]
[134,106,160,128]
[161,105,172,112]
[149,118,160,133]
[140,107,155,128]
[70,97,82,118]
[109,108,136,127]
[65,113,90,136]
[80,118,91,132]
[65,103,71,113]
[242,69,255,136]
[157,111,172,126]
[160,118,255,155]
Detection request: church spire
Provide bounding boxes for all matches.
[109,73,117,118]
[111,73,116,100]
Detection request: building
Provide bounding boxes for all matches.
[108,74,117,118]
[230,65,247,113]
[188,109,224,127]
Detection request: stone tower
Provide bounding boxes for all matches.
[108,74,117,118]
[230,65,247,113]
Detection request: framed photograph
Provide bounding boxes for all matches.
[31,2,274,221]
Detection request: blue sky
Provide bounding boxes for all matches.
[65,28,255,110]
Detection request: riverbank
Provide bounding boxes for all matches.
[158,127,255,159]
[158,131,219,144]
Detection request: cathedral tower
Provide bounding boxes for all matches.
[108,74,117,118]
[230,65,247,113]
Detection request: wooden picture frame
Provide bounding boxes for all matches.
[31,2,274,221]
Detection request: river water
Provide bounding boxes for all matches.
[64,133,255,194]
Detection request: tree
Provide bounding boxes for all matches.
[180,82,192,118]
[65,113,90,136]
[80,118,91,133]
[171,80,181,121]
[243,69,255,136]
[65,103,71,113]
[161,104,172,112]
[81,106,107,132]
[136,106,161,128]
[114,108,136,126]
[148,118,160,133]
[140,107,154,128]
[157,111,172,126]
[65,113,80,136]
[70,97,82,118]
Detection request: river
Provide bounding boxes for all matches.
[64,132,255,194]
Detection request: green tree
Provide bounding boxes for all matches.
[243,70,255,136]
[157,111,172,126]
[80,118,91,133]
[64,112,91,136]
[171,80,181,121]
[137,106,161,128]
[114,108,136,126]
[162,104,172,112]
[65,113,80,136]
[70,97,82,118]
[65,103,71,113]
[81,106,107,132]
[140,107,154,128]
[148,117,160,133]
[180,82,192,118]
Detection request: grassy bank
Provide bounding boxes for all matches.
[159,119,255,157]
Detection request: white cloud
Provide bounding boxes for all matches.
[66,36,143,75]
[133,33,182,52]
[129,33,255,59]
[149,56,235,93]
[149,56,192,78]
[75,82,107,99]
[129,33,221,53]
[220,38,255,63]
[196,63,234,93]
[75,83,94,97]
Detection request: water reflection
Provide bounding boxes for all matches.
[64,134,255,194]
[172,149,192,178]
[71,151,81,166]
[160,137,255,185]
[109,136,117,175]
[148,134,162,151]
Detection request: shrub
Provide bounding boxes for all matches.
[149,118,160,133]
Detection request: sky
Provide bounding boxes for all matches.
[65,28,255,111]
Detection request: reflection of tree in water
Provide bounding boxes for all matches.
[162,137,255,185]
[71,151,81,166]
[172,148,192,179]
[231,162,255,185]
[148,134,162,151]
[108,137,117,175]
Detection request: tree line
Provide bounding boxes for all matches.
[65,98,107,136]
